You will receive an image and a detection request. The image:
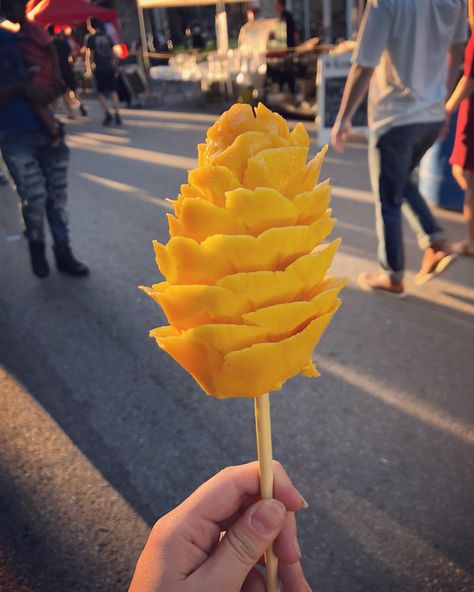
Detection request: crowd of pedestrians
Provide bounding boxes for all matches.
[0,0,123,279]
[0,1,473,590]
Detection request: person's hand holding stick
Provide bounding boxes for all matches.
[129,461,310,592]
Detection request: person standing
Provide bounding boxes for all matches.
[446,4,474,256]
[85,17,122,126]
[332,0,467,295]
[275,0,295,48]
[48,25,87,119]
[0,25,88,278]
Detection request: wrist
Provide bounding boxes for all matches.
[335,116,351,128]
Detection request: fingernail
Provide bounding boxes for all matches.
[294,535,301,558]
[250,499,285,535]
[298,492,309,509]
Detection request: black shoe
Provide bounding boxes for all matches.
[102,112,112,126]
[115,113,122,125]
[28,240,50,278]
[79,104,88,117]
[53,243,89,276]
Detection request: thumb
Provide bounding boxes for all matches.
[196,499,286,592]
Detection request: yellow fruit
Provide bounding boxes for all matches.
[143,103,343,398]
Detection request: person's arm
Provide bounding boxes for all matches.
[85,47,92,77]
[331,0,392,152]
[0,82,55,108]
[446,42,466,98]
[331,64,374,152]
[446,75,474,114]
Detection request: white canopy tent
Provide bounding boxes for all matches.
[136,0,245,67]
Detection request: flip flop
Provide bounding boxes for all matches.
[414,252,457,286]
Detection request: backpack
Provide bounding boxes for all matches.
[91,33,114,72]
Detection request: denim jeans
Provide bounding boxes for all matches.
[1,130,70,244]
[368,122,445,281]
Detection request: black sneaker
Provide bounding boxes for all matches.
[53,243,89,276]
[28,240,50,278]
[79,104,88,117]
[103,112,112,126]
[115,113,122,125]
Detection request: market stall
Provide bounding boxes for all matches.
[28,0,118,27]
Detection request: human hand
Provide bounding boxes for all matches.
[331,118,351,153]
[129,461,311,592]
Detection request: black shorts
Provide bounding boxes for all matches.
[61,68,77,92]
[94,69,117,95]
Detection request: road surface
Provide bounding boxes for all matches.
[1,101,473,592]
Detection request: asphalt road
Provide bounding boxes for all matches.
[1,100,473,592]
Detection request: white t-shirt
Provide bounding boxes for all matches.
[353,0,468,136]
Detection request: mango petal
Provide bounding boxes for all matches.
[293,181,331,223]
[241,281,344,338]
[187,165,241,208]
[300,360,319,377]
[145,283,248,330]
[299,145,328,194]
[217,238,341,307]
[150,322,268,395]
[154,218,335,284]
[288,122,310,147]
[255,102,291,140]
[216,302,341,398]
[210,132,272,179]
[168,200,246,241]
[204,103,257,161]
[226,187,298,235]
[243,146,308,192]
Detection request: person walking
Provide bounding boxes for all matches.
[85,17,122,126]
[0,24,89,278]
[48,25,87,119]
[332,0,467,295]
[446,4,474,256]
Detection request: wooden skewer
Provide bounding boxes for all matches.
[254,393,280,592]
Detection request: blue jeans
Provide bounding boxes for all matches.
[1,130,70,244]
[368,122,445,281]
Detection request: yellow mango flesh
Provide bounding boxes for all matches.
[144,103,343,398]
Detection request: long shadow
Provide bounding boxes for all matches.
[2,106,473,590]
[0,471,130,592]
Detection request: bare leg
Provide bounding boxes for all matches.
[98,92,110,114]
[111,91,121,115]
[72,89,87,115]
[452,165,474,254]
[62,92,75,119]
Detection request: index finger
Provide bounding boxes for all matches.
[182,461,306,525]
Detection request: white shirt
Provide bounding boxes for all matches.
[353,0,467,136]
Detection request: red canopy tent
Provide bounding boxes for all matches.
[28,0,118,26]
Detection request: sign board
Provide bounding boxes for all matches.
[316,53,368,147]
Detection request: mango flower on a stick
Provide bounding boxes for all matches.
[142,103,344,399]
